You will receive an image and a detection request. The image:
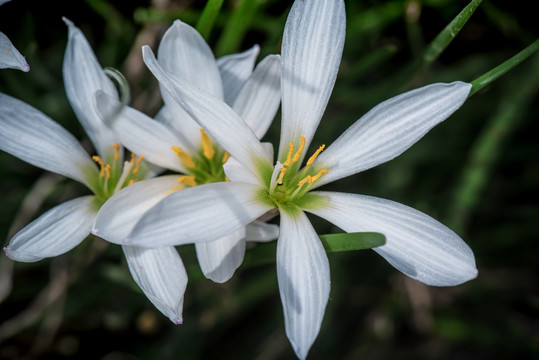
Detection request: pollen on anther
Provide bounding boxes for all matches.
[306,145,325,166]
[177,176,197,187]
[200,129,215,159]
[92,156,106,177]
[112,143,121,160]
[171,146,195,168]
[297,175,312,187]
[277,167,287,185]
[222,151,231,163]
[132,155,144,175]
[283,143,294,166]
[292,136,306,163]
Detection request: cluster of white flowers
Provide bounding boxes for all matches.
[0,0,477,358]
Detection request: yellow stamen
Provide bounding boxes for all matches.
[200,129,215,159]
[171,146,195,168]
[129,153,135,164]
[225,176,230,182]
[104,164,111,180]
[112,143,121,160]
[297,175,312,187]
[222,151,231,163]
[128,179,135,186]
[306,145,326,166]
[292,136,306,163]
[177,176,197,187]
[132,155,145,175]
[310,168,328,183]
[283,143,294,166]
[92,156,106,177]
[277,167,287,185]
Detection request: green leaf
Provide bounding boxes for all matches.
[469,38,539,96]
[196,0,224,40]
[319,232,386,252]
[422,0,484,67]
[242,232,386,268]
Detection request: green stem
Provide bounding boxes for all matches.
[196,0,224,40]
[469,38,539,96]
[422,0,484,67]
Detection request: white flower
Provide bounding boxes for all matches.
[124,1,477,358]
[0,19,186,324]
[0,0,30,72]
[92,20,281,284]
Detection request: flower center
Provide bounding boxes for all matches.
[267,136,328,206]
[91,143,145,204]
[170,129,228,187]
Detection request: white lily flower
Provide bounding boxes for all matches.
[0,19,186,324]
[130,1,477,358]
[93,19,281,284]
[0,0,30,72]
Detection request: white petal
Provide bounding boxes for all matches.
[126,182,273,247]
[307,191,478,286]
[62,18,118,159]
[279,0,346,162]
[158,20,223,99]
[217,44,260,104]
[223,156,260,185]
[277,210,330,360]
[245,221,279,242]
[314,82,472,187]
[123,245,187,324]
[143,46,272,178]
[153,104,201,154]
[4,196,96,262]
[195,227,246,283]
[95,91,187,172]
[0,0,12,6]
[93,175,182,244]
[0,32,30,72]
[0,92,97,188]
[232,54,281,139]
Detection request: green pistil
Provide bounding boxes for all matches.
[188,146,227,185]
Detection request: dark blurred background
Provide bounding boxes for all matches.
[0,0,538,359]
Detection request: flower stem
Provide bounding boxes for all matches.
[469,38,539,96]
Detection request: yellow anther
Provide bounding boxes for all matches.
[310,168,328,183]
[92,156,106,177]
[177,176,197,187]
[132,155,145,175]
[200,129,215,159]
[222,151,231,164]
[128,179,135,186]
[292,136,306,163]
[112,143,121,160]
[297,175,312,187]
[104,164,111,180]
[171,146,195,168]
[225,176,230,182]
[283,143,294,166]
[277,167,287,185]
[129,153,136,164]
[306,145,325,166]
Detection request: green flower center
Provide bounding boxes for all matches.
[262,136,329,210]
[89,143,147,206]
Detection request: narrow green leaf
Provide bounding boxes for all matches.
[242,232,386,268]
[422,0,484,66]
[196,0,224,40]
[215,0,262,56]
[469,38,539,96]
[320,232,386,252]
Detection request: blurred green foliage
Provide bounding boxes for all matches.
[0,0,538,359]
